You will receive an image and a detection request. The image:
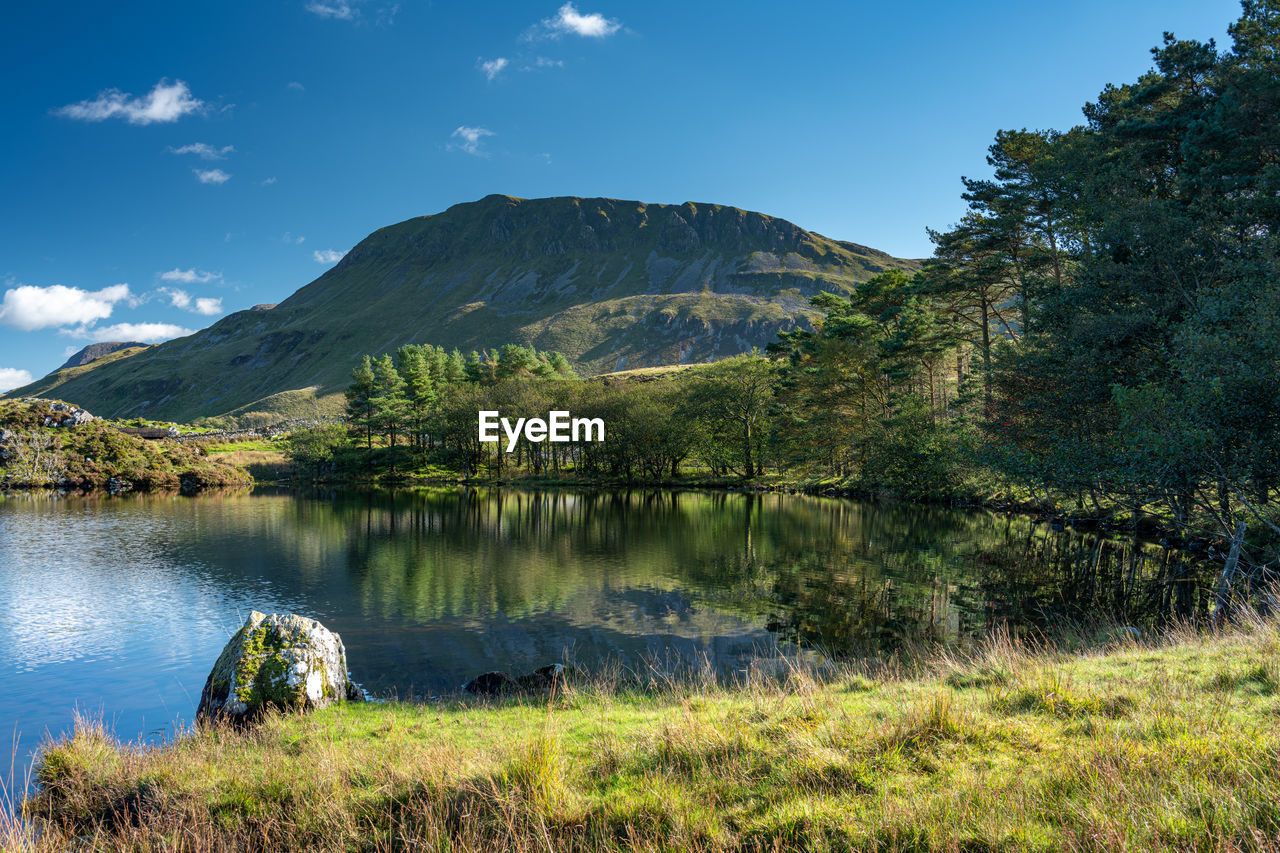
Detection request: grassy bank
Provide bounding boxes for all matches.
[10,622,1280,852]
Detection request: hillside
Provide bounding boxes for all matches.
[17,344,153,402]
[6,195,919,423]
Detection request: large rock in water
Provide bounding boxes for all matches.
[197,611,362,721]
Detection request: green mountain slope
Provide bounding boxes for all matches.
[14,345,152,404]
[7,195,919,422]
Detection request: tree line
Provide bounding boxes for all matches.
[289,2,1280,562]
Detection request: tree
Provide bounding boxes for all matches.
[285,424,349,480]
[345,355,377,450]
[397,345,437,454]
[370,354,409,450]
[689,354,776,478]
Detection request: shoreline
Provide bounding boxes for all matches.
[11,620,1279,851]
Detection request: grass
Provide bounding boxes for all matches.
[11,620,1280,851]
[199,439,279,454]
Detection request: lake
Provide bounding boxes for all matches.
[0,487,1209,773]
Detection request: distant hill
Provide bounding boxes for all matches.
[59,341,149,370]
[6,195,920,423]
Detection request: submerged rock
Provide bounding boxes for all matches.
[462,671,520,696]
[197,611,362,722]
[463,663,569,696]
[517,663,567,690]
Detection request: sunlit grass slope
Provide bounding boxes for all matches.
[14,621,1280,851]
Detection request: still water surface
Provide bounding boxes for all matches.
[0,487,1209,765]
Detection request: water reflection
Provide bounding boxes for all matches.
[0,488,1212,754]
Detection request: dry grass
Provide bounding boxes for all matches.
[12,619,1280,851]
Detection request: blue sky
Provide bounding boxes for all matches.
[0,0,1242,391]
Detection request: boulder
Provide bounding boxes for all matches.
[197,611,362,722]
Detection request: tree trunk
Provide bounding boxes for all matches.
[1213,520,1247,626]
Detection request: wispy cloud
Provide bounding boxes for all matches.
[55,79,204,125]
[159,288,223,316]
[287,81,306,92]
[0,283,132,331]
[450,125,495,156]
[479,57,509,81]
[314,249,348,264]
[305,1,355,19]
[262,177,278,185]
[283,232,305,244]
[169,142,234,161]
[159,268,220,285]
[525,3,621,40]
[63,322,194,343]
[194,168,231,185]
[0,368,33,392]
[305,1,397,24]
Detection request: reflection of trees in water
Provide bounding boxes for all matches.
[271,489,1213,656]
[967,526,1210,636]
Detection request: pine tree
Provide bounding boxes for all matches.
[370,354,409,449]
[344,355,377,450]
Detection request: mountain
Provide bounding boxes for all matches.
[7,195,920,423]
[59,341,150,370]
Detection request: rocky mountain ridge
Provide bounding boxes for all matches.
[7,195,919,422]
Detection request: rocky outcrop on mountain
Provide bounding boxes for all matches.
[6,195,920,422]
[59,342,148,370]
[39,401,96,427]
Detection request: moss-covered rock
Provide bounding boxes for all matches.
[197,611,362,722]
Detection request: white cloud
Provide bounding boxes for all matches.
[262,177,278,185]
[0,283,132,331]
[283,232,305,244]
[314,249,348,264]
[479,57,509,80]
[287,81,306,91]
[304,1,396,25]
[159,268,220,284]
[305,1,355,19]
[531,56,564,69]
[55,79,204,125]
[158,288,223,316]
[160,288,192,309]
[0,368,33,392]
[450,125,494,156]
[169,142,234,160]
[528,3,620,39]
[194,168,231,184]
[63,322,195,344]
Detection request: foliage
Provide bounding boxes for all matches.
[284,424,350,478]
[944,4,1280,566]
[0,399,251,492]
